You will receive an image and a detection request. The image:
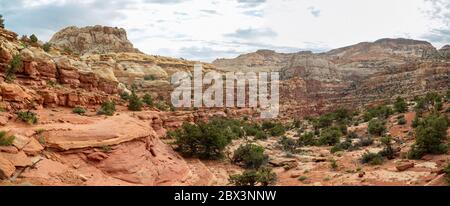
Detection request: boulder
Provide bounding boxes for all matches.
[87,151,109,161]
[396,162,415,171]
[23,138,44,156]
[12,134,31,150]
[0,146,19,154]
[0,156,15,179]
[0,151,32,167]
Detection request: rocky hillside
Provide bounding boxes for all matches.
[0,25,449,186]
[214,38,450,118]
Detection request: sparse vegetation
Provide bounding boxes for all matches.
[363,105,393,122]
[17,110,38,124]
[330,138,352,153]
[394,97,408,113]
[318,126,342,146]
[397,117,407,125]
[142,93,153,106]
[297,132,316,146]
[360,152,384,165]
[72,106,86,115]
[128,90,143,111]
[278,136,297,153]
[444,163,450,185]
[243,123,262,136]
[255,130,268,140]
[261,121,285,137]
[5,55,23,82]
[379,136,396,159]
[120,92,130,101]
[368,119,386,136]
[43,42,51,52]
[408,113,449,159]
[100,145,112,153]
[173,118,242,159]
[228,167,276,186]
[98,100,116,116]
[0,131,15,146]
[357,137,374,147]
[232,144,268,169]
[155,101,172,111]
[144,74,157,81]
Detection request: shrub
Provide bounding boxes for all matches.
[357,137,374,147]
[243,123,262,136]
[444,163,450,185]
[316,113,334,128]
[0,131,15,146]
[209,118,244,139]
[173,121,234,159]
[368,119,386,136]
[337,123,348,135]
[261,121,276,130]
[128,90,143,111]
[347,131,359,139]
[397,117,407,125]
[330,138,352,153]
[360,152,384,165]
[330,159,339,170]
[379,136,395,159]
[446,88,450,102]
[43,42,51,52]
[446,107,450,113]
[318,126,342,146]
[5,55,23,82]
[228,167,276,186]
[29,34,38,43]
[63,47,73,54]
[155,101,171,111]
[297,132,316,146]
[120,92,130,101]
[72,106,86,115]
[268,123,285,136]
[363,105,393,122]
[261,121,285,137]
[100,145,112,153]
[142,93,153,106]
[98,100,116,116]
[408,114,449,159]
[411,115,420,128]
[17,110,38,124]
[434,100,443,111]
[278,136,297,153]
[394,97,408,113]
[255,131,268,140]
[144,75,156,81]
[233,144,268,169]
[293,119,302,128]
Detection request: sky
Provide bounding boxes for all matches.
[1,0,449,62]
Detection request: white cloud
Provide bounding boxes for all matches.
[1,0,448,62]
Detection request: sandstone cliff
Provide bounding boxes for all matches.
[49,25,140,54]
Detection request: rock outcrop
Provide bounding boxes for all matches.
[49,25,140,54]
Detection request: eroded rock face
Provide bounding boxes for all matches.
[49,25,140,54]
[214,38,450,117]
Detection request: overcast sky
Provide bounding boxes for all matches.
[1,0,449,62]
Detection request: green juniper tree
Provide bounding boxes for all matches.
[30,34,38,43]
